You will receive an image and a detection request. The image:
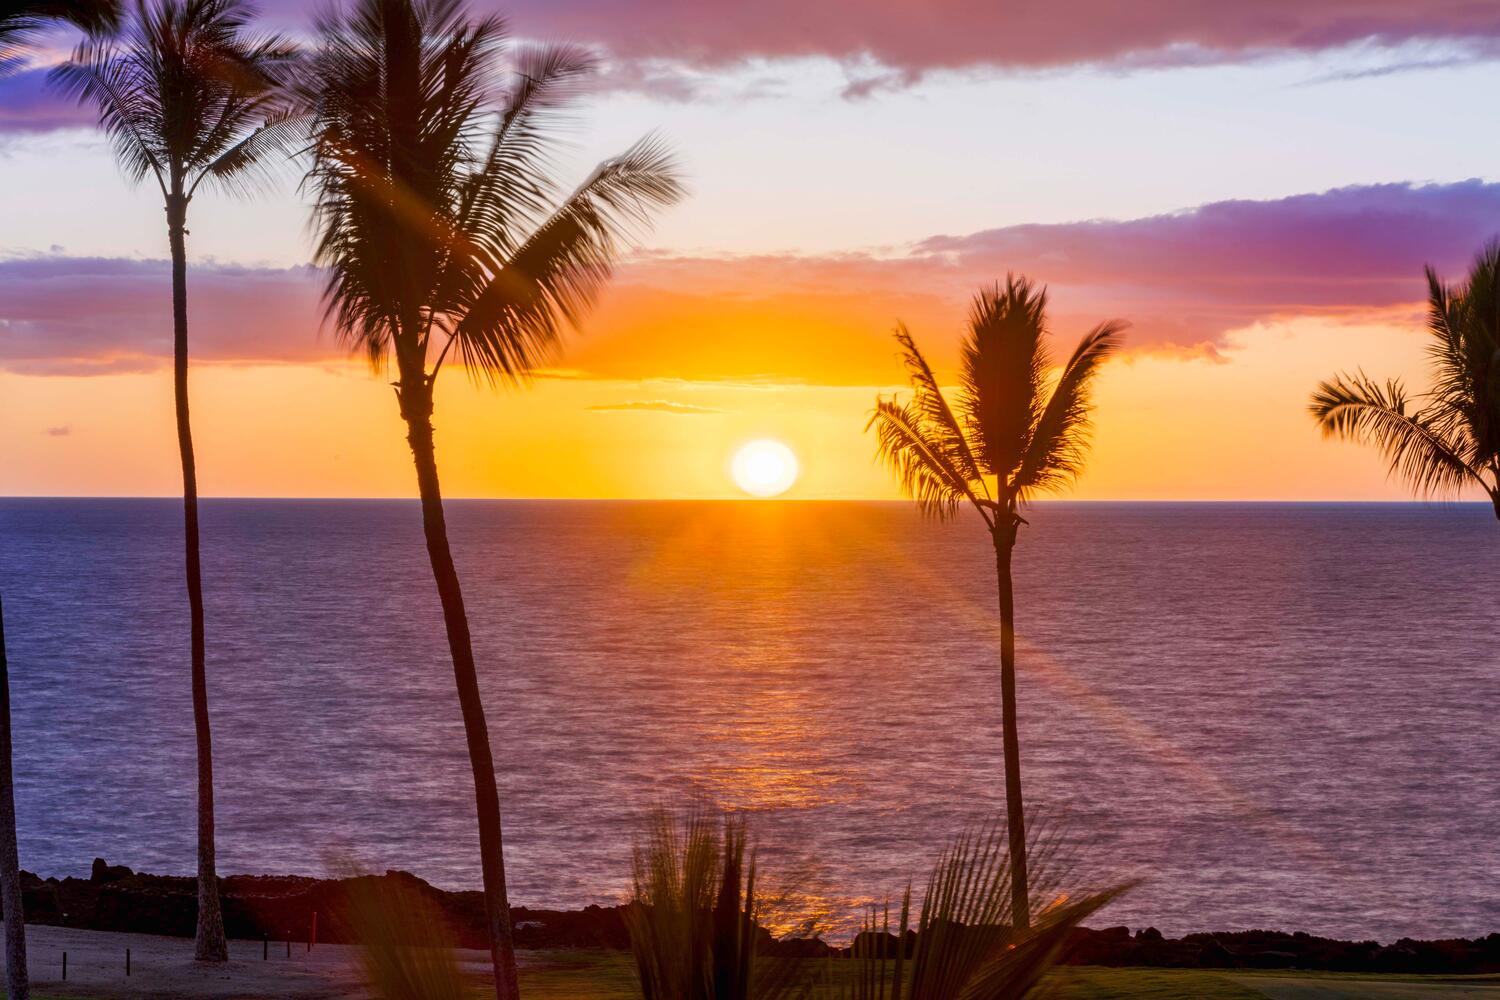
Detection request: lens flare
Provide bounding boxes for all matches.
[730,440,799,497]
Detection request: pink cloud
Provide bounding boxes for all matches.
[13,2,1497,130]
[476,1,1500,77]
[4,180,1497,381]
[571,180,1500,381]
[0,256,327,375]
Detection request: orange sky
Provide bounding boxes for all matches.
[0,310,1451,501]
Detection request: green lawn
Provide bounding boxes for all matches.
[515,953,1500,1000]
[1050,966,1266,998]
[35,953,1500,999]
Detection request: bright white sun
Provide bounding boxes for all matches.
[730,440,799,498]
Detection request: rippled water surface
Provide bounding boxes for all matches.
[1,499,1496,939]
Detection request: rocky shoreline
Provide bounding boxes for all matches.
[18,860,1500,975]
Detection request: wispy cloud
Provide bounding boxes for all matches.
[1296,52,1490,85]
[585,399,726,414]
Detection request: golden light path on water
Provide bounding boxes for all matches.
[616,502,1395,937]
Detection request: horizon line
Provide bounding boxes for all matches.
[0,495,1489,505]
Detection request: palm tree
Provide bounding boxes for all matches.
[1311,244,1500,519]
[296,1,682,995]
[1,1,118,65]
[1,594,32,1000]
[3,11,121,997]
[868,277,1125,927]
[52,0,300,962]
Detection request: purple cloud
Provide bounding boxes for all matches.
[908,179,1500,345]
[0,68,94,134]
[5,181,1499,381]
[334,2,1500,78]
[0,255,326,375]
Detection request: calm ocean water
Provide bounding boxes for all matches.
[0,499,1496,940]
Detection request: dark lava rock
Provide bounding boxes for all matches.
[90,859,134,884]
[765,937,836,958]
[11,863,1500,973]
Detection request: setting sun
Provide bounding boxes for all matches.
[730,439,800,497]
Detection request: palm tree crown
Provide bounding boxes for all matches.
[1311,243,1500,517]
[871,276,1126,529]
[52,0,298,203]
[299,0,684,393]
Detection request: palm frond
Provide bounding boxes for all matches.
[196,107,309,194]
[1310,371,1483,496]
[1013,319,1126,500]
[450,41,599,247]
[1425,246,1500,472]
[50,41,167,188]
[894,323,987,494]
[447,134,684,382]
[960,277,1050,486]
[868,398,981,522]
[0,0,119,65]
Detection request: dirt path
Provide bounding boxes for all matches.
[0,923,495,998]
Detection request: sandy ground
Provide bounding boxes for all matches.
[0,923,496,998]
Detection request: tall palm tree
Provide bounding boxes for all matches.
[868,277,1125,927]
[2,11,121,997]
[0,595,31,1000]
[0,0,118,65]
[1311,244,1500,519]
[296,1,682,995]
[53,0,299,962]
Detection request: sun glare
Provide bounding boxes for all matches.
[731,440,799,498]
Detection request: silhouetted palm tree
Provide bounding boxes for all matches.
[53,0,299,962]
[1311,244,1500,519]
[868,277,1125,927]
[0,0,118,65]
[296,1,682,995]
[0,594,31,1000]
[0,14,122,994]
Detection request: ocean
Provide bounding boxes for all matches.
[0,499,1496,940]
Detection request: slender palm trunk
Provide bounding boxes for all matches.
[992,523,1030,928]
[0,595,29,1000]
[167,190,227,963]
[399,379,520,1000]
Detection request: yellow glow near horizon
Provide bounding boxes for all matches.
[730,440,800,498]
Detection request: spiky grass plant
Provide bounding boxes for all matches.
[626,804,817,1000]
[833,821,1126,1000]
[345,875,468,1000]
